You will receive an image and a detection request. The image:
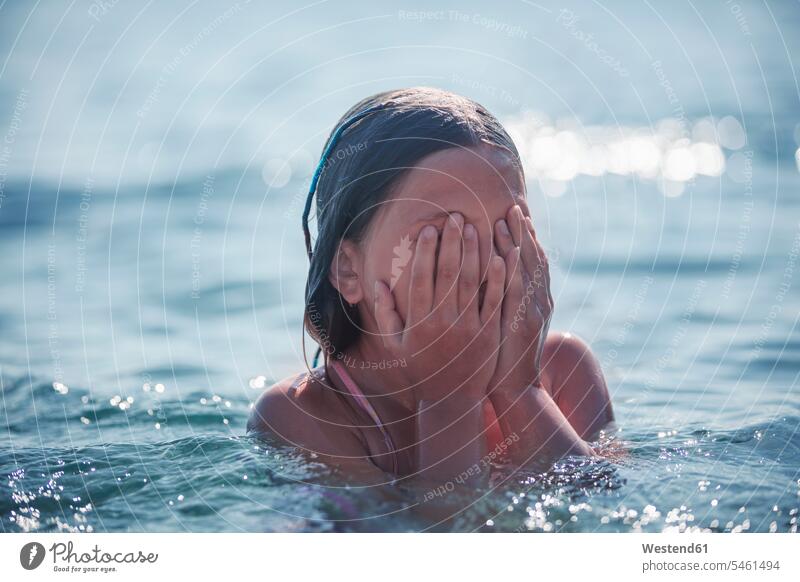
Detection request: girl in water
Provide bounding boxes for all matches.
[248,87,614,487]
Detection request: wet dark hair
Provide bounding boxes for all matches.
[304,87,522,362]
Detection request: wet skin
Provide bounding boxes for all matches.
[248,144,615,481]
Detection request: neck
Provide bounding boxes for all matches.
[334,337,416,415]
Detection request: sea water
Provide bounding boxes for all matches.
[0,0,798,532]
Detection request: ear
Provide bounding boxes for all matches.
[328,239,365,306]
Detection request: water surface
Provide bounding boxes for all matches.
[1,0,798,532]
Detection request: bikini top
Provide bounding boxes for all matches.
[326,359,400,475]
[325,360,503,475]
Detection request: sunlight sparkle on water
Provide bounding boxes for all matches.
[505,113,737,197]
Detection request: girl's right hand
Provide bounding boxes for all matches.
[373,212,506,405]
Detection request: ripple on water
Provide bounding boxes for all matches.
[1,370,798,532]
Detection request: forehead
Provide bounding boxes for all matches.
[382,144,525,225]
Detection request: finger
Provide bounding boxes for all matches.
[480,255,505,325]
[459,223,480,318]
[524,212,535,236]
[406,224,437,326]
[525,216,553,307]
[504,247,542,359]
[525,215,545,265]
[493,217,515,258]
[506,204,527,248]
[528,217,551,278]
[510,205,544,283]
[517,196,532,219]
[525,218,546,289]
[501,246,524,328]
[373,280,403,349]
[433,212,462,319]
[507,205,537,286]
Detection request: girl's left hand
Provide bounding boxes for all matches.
[487,203,554,406]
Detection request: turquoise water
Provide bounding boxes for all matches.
[1,0,799,532]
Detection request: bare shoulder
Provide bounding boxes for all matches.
[543,331,599,367]
[246,370,365,457]
[541,331,607,397]
[541,330,614,438]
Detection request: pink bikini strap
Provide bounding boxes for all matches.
[328,360,399,474]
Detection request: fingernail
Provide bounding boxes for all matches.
[498,219,510,236]
[464,223,475,239]
[421,225,436,240]
[448,212,463,228]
